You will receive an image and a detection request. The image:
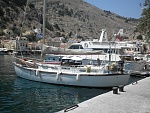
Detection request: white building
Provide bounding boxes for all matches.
[16,36,28,51]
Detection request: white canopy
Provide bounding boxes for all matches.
[42,44,104,55]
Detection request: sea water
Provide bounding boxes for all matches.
[0,55,142,113]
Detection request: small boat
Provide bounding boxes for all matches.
[0,48,9,55]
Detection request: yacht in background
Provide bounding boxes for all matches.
[67,29,148,74]
[68,29,145,55]
[0,48,11,55]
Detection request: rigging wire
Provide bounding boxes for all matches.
[17,0,39,60]
[17,0,29,58]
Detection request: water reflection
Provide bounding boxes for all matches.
[11,78,111,113]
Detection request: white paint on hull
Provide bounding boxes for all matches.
[14,63,130,87]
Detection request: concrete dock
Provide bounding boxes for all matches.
[57,77,150,113]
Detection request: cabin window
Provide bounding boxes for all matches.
[107,50,113,54]
[61,59,82,66]
[81,59,87,65]
[68,45,83,49]
[92,42,101,45]
[44,56,63,62]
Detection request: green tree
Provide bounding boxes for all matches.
[0,9,4,16]
[137,0,150,41]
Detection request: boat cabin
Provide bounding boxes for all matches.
[60,56,104,67]
[61,56,83,66]
[44,54,63,62]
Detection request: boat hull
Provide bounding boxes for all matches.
[14,63,130,87]
[124,61,146,74]
[0,51,9,55]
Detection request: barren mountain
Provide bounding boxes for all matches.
[0,0,138,40]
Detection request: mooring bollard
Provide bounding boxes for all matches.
[112,87,118,94]
[119,85,124,92]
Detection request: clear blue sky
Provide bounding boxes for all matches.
[84,0,145,19]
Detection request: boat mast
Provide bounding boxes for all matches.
[43,0,46,44]
[108,42,111,74]
[41,0,46,60]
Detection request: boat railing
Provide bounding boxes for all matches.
[39,64,103,74]
[14,56,42,61]
[60,65,83,73]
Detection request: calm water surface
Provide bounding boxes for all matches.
[0,55,143,113]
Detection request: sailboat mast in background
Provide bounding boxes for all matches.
[43,0,46,44]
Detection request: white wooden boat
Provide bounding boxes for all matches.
[13,55,130,87]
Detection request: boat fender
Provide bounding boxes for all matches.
[76,74,80,81]
[36,69,40,76]
[56,72,60,81]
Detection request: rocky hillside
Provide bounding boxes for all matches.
[0,0,138,41]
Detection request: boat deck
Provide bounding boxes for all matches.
[57,76,150,113]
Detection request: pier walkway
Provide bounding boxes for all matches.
[57,77,150,113]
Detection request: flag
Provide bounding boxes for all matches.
[118,34,121,41]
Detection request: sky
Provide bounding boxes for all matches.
[84,0,145,19]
